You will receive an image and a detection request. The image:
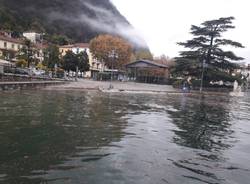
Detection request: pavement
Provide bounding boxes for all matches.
[0,80,67,91]
[45,79,178,93]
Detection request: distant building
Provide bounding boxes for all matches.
[0,31,12,38]
[246,64,250,81]
[23,32,42,44]
[59,43,105,78]
[233,62,250,81]
[59,45,73,56]
[125,60,170,83]
[0,35,25,60]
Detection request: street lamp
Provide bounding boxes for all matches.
[200,59,208,93]
[109,50,118,89]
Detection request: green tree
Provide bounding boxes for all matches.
[174,17,244,83]
[17,39,33,67]
[61,51,89,72]
[43,45,60,69]
[78,51,90,72]
[62,51,77,72]
[44,34,72,46]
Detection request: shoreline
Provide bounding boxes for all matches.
[44,79,235,97]
[0,79,244,97]
[0,80,67,91]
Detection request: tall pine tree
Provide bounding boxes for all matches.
[174,17,244,84]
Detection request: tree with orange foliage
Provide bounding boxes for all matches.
[89,34,132,69]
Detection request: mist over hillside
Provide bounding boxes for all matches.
[0,0,147,47]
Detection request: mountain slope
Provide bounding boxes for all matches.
[0,0,144,46]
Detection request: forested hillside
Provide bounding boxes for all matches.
[0,0,139,45]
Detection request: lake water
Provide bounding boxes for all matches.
[0,90,250,184]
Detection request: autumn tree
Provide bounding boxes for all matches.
[174,17,244,83]
[134,49,153,60]
[155,55,175,68]
[89,34,132,69]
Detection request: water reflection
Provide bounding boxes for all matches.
[0,91,250,184]
[0,91,129,183]
[169,95,233,152]
[166,95,236,184]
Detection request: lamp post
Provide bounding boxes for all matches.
[54,63,58,78]
[200,59,206,93]
[109,50,117,89]
[75,66,79,82]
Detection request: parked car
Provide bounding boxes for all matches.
[14,68,30,75]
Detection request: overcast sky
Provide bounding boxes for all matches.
[111,0,249,63]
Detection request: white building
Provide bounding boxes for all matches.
[23,32,42,44]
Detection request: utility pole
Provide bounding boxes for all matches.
[75,66,79,82]
[109,50,116,89]
[200,59,205,93]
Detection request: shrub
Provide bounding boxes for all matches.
[16,59,28,68]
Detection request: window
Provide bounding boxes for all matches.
[4,42,7,48]
[12,44,15,49]
[77,48,80,54]
[18,45,20,50]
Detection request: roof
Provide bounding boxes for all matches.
[0,35,24,44]
[34,43,48,49]
[74,43,89,48]
[60,43,89,49]
[59,44,74,49]
[126,60,168,69]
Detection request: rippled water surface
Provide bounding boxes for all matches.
[0,90,250,184]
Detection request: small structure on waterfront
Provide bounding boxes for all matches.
[125,60,169,84]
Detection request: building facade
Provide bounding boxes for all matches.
[0,35,25,60]
[23,32,42,44]
[59,43,105,78]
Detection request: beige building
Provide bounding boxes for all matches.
[0,35,25,60]
[59,43,105,78]
[0,33,48,64]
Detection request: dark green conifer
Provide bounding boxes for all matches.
[175,17,244,83]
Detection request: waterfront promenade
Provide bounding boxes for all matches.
[45,79,236,96]
[0,78,239,96]
[46,79,178,93]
